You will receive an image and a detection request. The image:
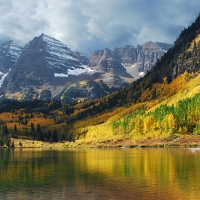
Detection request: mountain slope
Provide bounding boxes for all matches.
[0,41,23,88]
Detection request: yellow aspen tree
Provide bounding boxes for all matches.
[168,113,175,131]
[144,115,156,132]
[134,118,144,135]
[162,115,169,133]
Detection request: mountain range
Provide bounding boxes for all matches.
[0,34,172,103]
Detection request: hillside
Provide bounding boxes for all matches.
[0,14,200,148]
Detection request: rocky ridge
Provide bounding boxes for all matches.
[90,42,172,78]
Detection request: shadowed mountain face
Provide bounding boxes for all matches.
[0,41,23,88]
[0,34,172,103]
[0,40,22,72]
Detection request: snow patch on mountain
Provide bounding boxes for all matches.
[139,72,145,76]
[88,67,95,72]
[68,65,89,76]
[0,69,11,87]
[54,65,90,77]
[54,73,68,77]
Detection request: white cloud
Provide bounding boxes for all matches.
[0,0,199,56]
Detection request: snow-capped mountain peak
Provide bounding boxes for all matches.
[1,34,90,94]
[32,34,89,75]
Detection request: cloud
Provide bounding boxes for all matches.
[0,0,199,56]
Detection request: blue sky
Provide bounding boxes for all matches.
[0,0,199,56]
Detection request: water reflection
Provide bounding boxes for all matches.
[0,148,200,199]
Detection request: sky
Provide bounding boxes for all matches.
[0,0,199,57]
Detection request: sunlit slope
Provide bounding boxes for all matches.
[74,69,200,142]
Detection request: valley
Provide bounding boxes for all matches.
[0,14,200,148]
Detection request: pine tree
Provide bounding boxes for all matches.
[14,124,17,133]
[53,130,58,142]
[4,124,8,135]
[31,123,35,132]
[36,123,41,133]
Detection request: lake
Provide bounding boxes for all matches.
[0,148,200,200]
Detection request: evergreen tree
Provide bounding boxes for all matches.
[4,124,8,135]
[53,130,58,142]
[14,124,17,133]
[39,130,44,141]
[0,130,4,146]
[36,123,41,133]
[31,123,35,132]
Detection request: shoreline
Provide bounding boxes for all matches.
[1,134,200,149]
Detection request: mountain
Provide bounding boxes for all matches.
[0,34,133,102]
[0,34,172,103]
[2,34,95,101]
[4,34,89,93]
[89,41,172,79]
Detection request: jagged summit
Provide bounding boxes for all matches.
[23,34,90,76]
[155,42,172,52]
[90,41,173,79]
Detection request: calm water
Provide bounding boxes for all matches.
[0,148,200,200]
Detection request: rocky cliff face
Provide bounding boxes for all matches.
[90,48,127,76]
[89,41,172,78]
